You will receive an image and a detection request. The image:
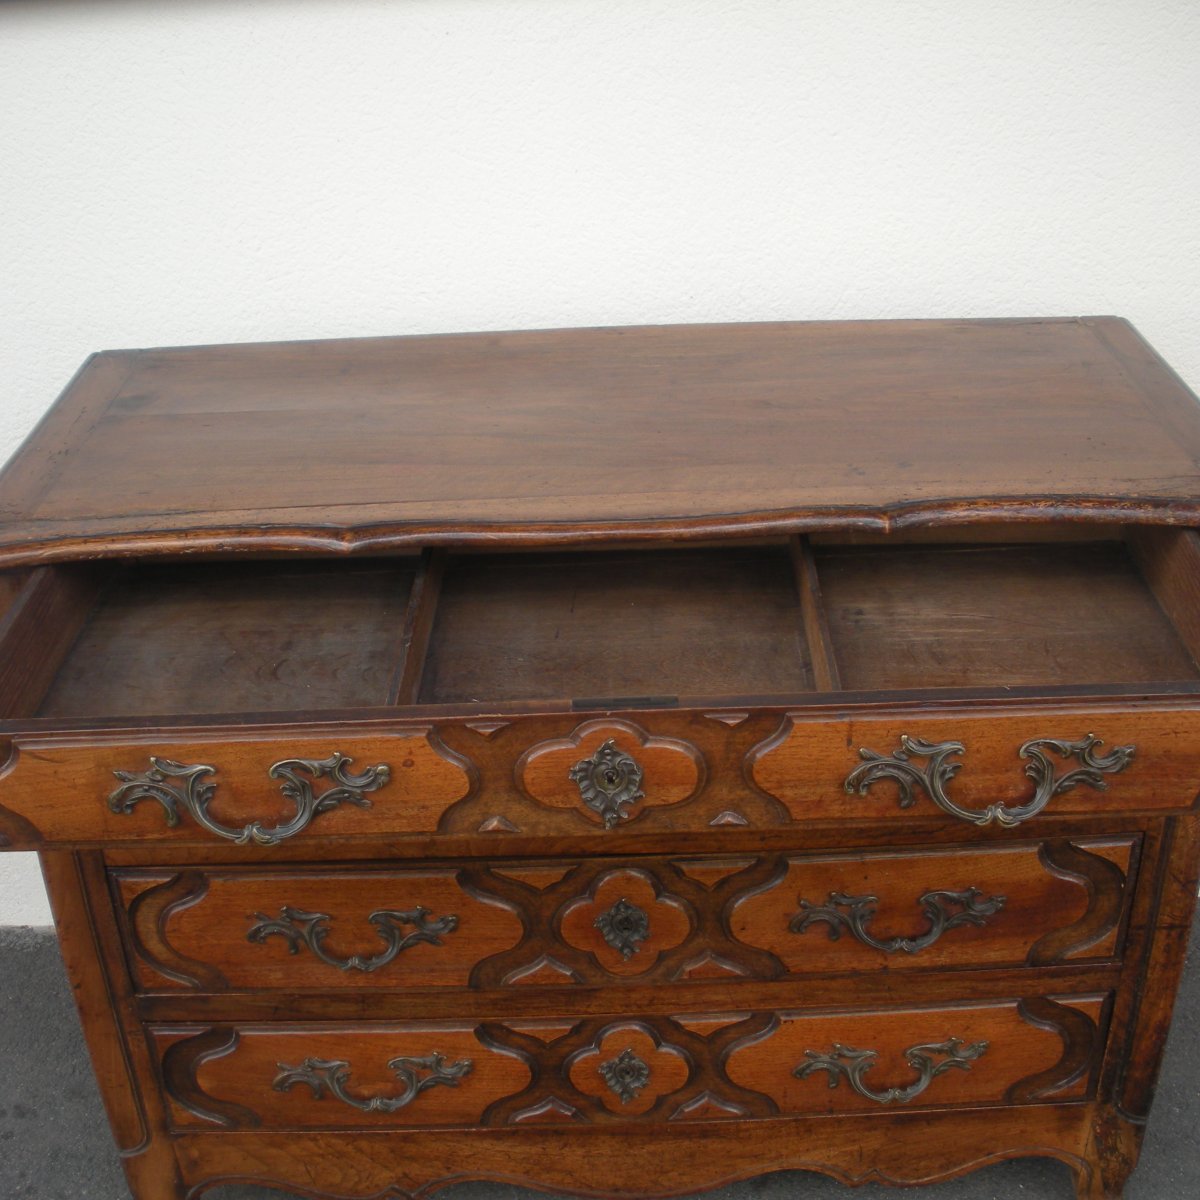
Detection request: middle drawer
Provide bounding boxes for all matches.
[113,837,1137,994]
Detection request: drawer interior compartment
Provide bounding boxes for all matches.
[151,993,1106,1131]
[10,529,1200,724]
[419,547,813,703]
[36,559,417,718]
[816,537,1200,691]
[27,545,818,720]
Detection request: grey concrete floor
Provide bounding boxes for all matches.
[1,922,1197,1200]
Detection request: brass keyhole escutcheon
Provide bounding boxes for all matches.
[568,739,646,829]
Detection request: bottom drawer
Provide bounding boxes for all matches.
[154,993,1106,1131]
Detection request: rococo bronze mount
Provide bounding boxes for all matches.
[0,317,1197,1200]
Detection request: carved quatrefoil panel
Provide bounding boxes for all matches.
[516,719,704,830]
[557,869,691,976]
[567,1025,690,1116]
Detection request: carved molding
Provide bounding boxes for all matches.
[126,871,229,990]
[1027,841,1129,965]
[1005,998,1100,1103]
[478,1014,778,1126]
[161,1027,262,1129]
[516,718,706,829]
[460,856,785,989]
[434,711,789,836]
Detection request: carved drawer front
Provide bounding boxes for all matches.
[727,836,1137,973]
[3,704,1196,850]
[722,994,1108,1116]
[114,867,525,993]
[116,838,1136,995]
[151,994,1106,1132]
[0,730,473,847]
[749,707,1200,828]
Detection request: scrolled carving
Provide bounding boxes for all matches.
[247,905,458,973]
[569,739,644,829]
[790,887,1005,954]
[593,898,650,960]
[843,734,1135,827]
[108,751,390,845]
[273,1052,472,1113]
[795,1038,988,1105]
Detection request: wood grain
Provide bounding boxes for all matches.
[38,559,414,719]
[421,547,813,703]
[0,727,471,847]
[3,319,1200,567]
[168,1108,1096,1199]
[751,704,1200,823]
[817,542,1199,690]
[4,318,1200,1200]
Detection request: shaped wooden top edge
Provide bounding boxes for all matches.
[1,315,1198,570]
[1,496,1200,570]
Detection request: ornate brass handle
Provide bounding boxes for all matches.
[796,1037,987,1105]
[843,734,1134,827]
[273,1052,472,1113]
[108,752,390,845]
[247,905,458,972]
[790,887,1006,953]
[569,739,645,829]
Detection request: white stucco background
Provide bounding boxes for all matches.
[2,0,1199,924]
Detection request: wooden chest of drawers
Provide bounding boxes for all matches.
[1,317,1199,1199]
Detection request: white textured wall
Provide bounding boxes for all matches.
[2,0,1199,924]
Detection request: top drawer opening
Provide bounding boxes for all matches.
[10,529,1200,724]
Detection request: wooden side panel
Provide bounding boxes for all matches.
[39,851,185,1197]
[1113,815,1200,1120]
[0,566,103,719]
[1127,526,1200,667]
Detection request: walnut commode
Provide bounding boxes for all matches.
[1,317,1198,1199]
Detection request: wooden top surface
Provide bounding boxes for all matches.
[1,316,1199,567]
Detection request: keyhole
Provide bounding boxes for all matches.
[603,768,620,787]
